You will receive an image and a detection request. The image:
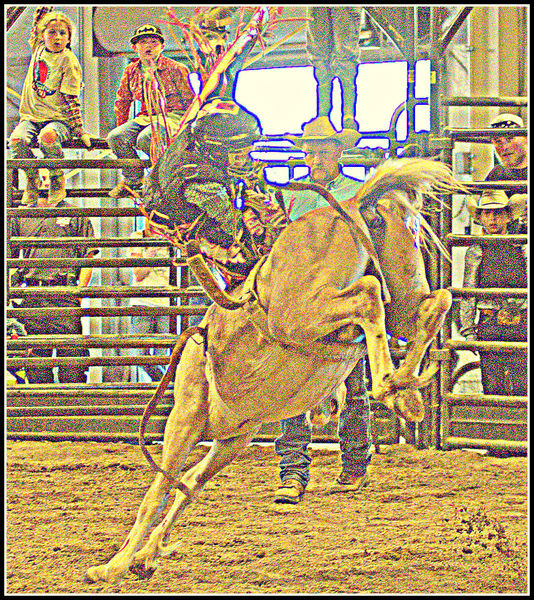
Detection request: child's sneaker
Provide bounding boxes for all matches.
[109,179,143,199]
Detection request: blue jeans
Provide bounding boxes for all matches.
[130,313,171,382]
[275,358,371,487]
[107,120,153,185]
[9,120,71,161]
[306,6,362,118]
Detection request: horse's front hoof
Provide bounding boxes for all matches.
[86,565,108,583]
[395,388,425,423]
[86,563,126,584]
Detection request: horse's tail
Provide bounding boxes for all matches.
[352,158,468,259]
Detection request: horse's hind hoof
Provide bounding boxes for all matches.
[393,388,425,423]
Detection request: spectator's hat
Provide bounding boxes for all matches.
[130,24,165,45]
[489,113,524,129]
[467,190,526,223]
[288,116,361,149]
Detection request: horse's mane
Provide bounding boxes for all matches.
[352,158,467,260]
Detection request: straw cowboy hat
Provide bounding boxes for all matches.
[288,116,361,149]
[466,189,527,224]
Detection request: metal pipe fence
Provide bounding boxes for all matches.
[6,91,528,451]
[436,96,528,453]
[6,151,210,439]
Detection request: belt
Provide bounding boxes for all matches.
[480,306,525,327]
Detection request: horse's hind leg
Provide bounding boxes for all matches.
[86,339,209,583]
[383,289,452,422]
[393,289,452,384]
[269,273,395,400]
[347,275,396,400]
[130,428,260,574]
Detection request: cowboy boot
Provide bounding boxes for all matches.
[48,169,66,204]
[21,168,41,205]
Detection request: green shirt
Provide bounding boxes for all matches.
[281,170,363,220]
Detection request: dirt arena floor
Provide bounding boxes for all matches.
[5,439,528,594]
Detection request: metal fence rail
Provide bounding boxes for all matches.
[6,91,528,452]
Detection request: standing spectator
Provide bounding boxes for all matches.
[485,113,528,233]
[107,24,194,199]
[273,116,372,504]
[306,6,362,126]
[8,7,92,205]
[128,225,172,382]
[460,190,527,396]
[285,116,361,219]
[8,188,98,384]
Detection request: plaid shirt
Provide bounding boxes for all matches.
[61,93,84,136]
[114,55,194,126]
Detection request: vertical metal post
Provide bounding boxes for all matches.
[180,258,190,333]
[168,247,178,335]
[439,144,454,451]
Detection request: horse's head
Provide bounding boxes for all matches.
[141,99,264,239]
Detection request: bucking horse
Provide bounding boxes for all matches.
[87,157,464,583]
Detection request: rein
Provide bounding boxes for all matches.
[138,326,206,496]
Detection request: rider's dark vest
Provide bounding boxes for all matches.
[479,243,527,289]
[144,142,282,286]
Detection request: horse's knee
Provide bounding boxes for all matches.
[353,275,384,320]
[419,289,452,322]
[435,289,453,312]
[357,275,382,298]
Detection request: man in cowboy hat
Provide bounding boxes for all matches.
[485,113,528,233]
[284,116,361,219]
[460,189,527,396]
[107,24,194,198]
[273,116,371,504]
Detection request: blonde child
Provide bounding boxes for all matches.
[8,7,92,205]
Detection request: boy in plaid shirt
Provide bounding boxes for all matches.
[107,24,194,199]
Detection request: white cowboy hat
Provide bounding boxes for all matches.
[288,116,361,149]
[489,113,525,129]
[466,190,526,224]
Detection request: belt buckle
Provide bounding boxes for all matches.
[497,306,521,326]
